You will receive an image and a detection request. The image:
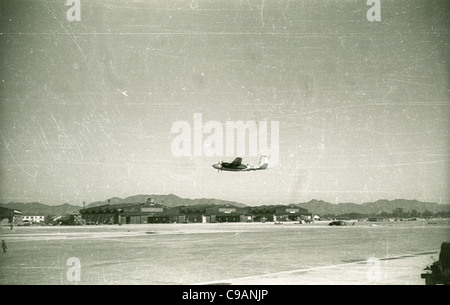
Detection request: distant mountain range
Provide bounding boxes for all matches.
[1,194,449,216]
[293,199,450,216]
[0,202,81,216]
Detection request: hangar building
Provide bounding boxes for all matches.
[248,205,310,222]
[167,205,248,223]
[204,205,248,223]
[274,205,311,221]
[0,207,22,224]
[80,198,170,224]
[79,198,310,225]
[168,205,208,223]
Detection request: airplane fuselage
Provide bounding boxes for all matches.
[212,156,268,172]
[212,163,248,171]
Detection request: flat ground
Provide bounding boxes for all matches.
[0,219,448,285]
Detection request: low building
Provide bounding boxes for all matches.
[22,215,45,223]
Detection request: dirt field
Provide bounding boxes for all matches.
[0,219,448,285]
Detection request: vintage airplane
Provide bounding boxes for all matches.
[212,156,269,172]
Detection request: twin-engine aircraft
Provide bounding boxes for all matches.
[212,156,269,172]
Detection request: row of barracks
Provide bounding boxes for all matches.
[79,198,312,225]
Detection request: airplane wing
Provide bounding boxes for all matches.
[230,157,242,166]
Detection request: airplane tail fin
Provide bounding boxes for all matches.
[258,155,269,170]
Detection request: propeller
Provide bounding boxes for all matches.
[217,160,222,173]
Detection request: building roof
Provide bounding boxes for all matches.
[80,202,168,214]
[0,206,22,215]
[80,203,142,214]
[248,205,309,214]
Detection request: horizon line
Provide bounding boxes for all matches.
[0,194,446,207]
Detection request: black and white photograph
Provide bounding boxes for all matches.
[0,0,449,288]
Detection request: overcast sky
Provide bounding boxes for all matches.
[0,0,448,206]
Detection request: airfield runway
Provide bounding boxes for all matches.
[0,220,448,285]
